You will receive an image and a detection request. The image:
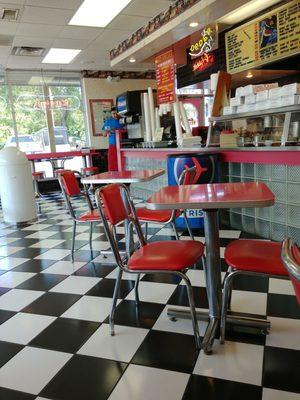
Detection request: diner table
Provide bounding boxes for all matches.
[146,181,275,354]
[81,169,165,256]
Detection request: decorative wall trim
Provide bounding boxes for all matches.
[83,70,156,79]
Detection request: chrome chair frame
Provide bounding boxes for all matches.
[220,242,290,344]
[95,183,201,349]
[281,238,300,280]
[141,167,196,241]
[58,172,99,262]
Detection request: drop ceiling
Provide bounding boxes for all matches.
[0,0,172,71]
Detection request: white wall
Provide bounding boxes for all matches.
[82,78,157,148]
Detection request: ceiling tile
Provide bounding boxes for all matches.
[6,54,42,68]
[107,14,149,32]
[52,37,90,49]
[0,0,25,4]
[123,0,170,17]
[59,26,102,41]
[16,22,62,38]
[0,21,19,35]
[25,0,82,9]
[12,35,53,48]
[20,6,74,25]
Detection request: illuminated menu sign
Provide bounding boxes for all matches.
[226,0,300,74]
[189,24,218,59]
[155,50,175,105]
[192,53,215,72]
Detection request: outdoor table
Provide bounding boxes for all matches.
[146,181,275,353]
[81,169,165,256]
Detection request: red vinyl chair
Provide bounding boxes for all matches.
[281,238,300,305]
[58,171,100,262]
[95,183,204,349]
[32,171,45,197]
[81,166,99,176]
[220,239,290,343]
[136,166,197,240]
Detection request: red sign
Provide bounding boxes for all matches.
[155,50,175,105]
[192,53,215,72]
[33,99,70,110]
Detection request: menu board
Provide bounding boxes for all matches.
[226,0,300,74]
[155,50,175,105]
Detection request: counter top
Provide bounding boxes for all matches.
[121,146,300,152]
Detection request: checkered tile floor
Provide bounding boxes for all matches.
[0,193,299,400]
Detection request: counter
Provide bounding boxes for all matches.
[119,146,300,242]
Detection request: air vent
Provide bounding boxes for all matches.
[11,46,46,57]
[0,8,19,21]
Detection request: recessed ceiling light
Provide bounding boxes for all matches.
[246,71,253,78]
[42,48,81,64]
[129,57,136,63]
[69,0,131,28]
[189,21,199,28]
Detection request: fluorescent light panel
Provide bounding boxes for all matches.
[69,0,132,28]
[218,0,281,24]
[42,48,81,64]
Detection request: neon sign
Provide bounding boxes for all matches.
[192,53,215,72]
[16,95,80,111]
[189,24,218,59]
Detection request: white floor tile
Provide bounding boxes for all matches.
[126,281,176,304]
[0,289,44,311]
[50,276,100,295]
[0,313,55,344]
[0,237,18,246]
[0,247,24,257]
[41,260,85,275]
[30,239,65,249]
[266,317,300,350]
[78,324,148,363]
[35,249,71,260]
[108,364,189,400]
[0,257,29,271]
[180,270,206,287]
[269,278,295,295]
[0,271,36,288]
[62,295,118,322]
[62,226,90,233]
[219,230,241,238]
[155,228,176,236]
[81,242,110,251]
[0,346,71,395]
[231,290,267,315]
[153,305,208,336]
[106,269,140,281]
[0,229,16,237]
[24,231,57,239]
[262,388,300,400]
[193,341,264,386]
[22,224,51,231]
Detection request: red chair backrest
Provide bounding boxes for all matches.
[98,183,128,225]
[60,171,81,197]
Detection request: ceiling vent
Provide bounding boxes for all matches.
[11,46,46,57]
[0,8,19,21]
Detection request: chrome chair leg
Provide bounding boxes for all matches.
[71,221,77,262]
[109,268,123,336]
[144,223,148,241]
[134,273,140,306]
[181,273,201,350]
[220,271,235,344]
[171,222,180,240]
[89,222,93,251]
[183,210,194,240]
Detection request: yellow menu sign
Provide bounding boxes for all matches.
[226,0,300,74]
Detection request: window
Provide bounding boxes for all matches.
[0,85,15,150]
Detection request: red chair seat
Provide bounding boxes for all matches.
[78,209,100,222]
[128,240,204,271]
[136,207,180,223]
[225,240,288,276]
[82,167,98,173]
[32,171,45,179]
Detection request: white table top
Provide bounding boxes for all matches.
[81,169,165,184]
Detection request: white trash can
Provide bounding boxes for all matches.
[0,147,37,225]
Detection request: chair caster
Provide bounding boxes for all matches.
[169,317,177,322]
[110,330,115,336]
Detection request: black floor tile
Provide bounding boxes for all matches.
[0,310,15,325]
[41,354,127,400]
[183,375,262,400]
[12,259,55,273]
[141,273,182,285]
[168,285,208,309]
[263,346,300,393]
[75,262,115,278]
[267,293,300,319]
[22,292,81,316]
[16,273,68,291]
[0,287,10,296]
[62,250,101,263]
[86,278,134,299]
[232,274,269,293]
[225,324,266,346]
[0,270,7,276]
[6,238,40,247]
[0,341,23,368]
[12,248,48,259]
[30,317,100,353]
[6,231,36,238]
[132,330,199,373]
[104,300,164,329]
[55,240,87,250]
[0,388,35,400]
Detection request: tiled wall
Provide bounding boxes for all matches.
[125,155,300,241]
